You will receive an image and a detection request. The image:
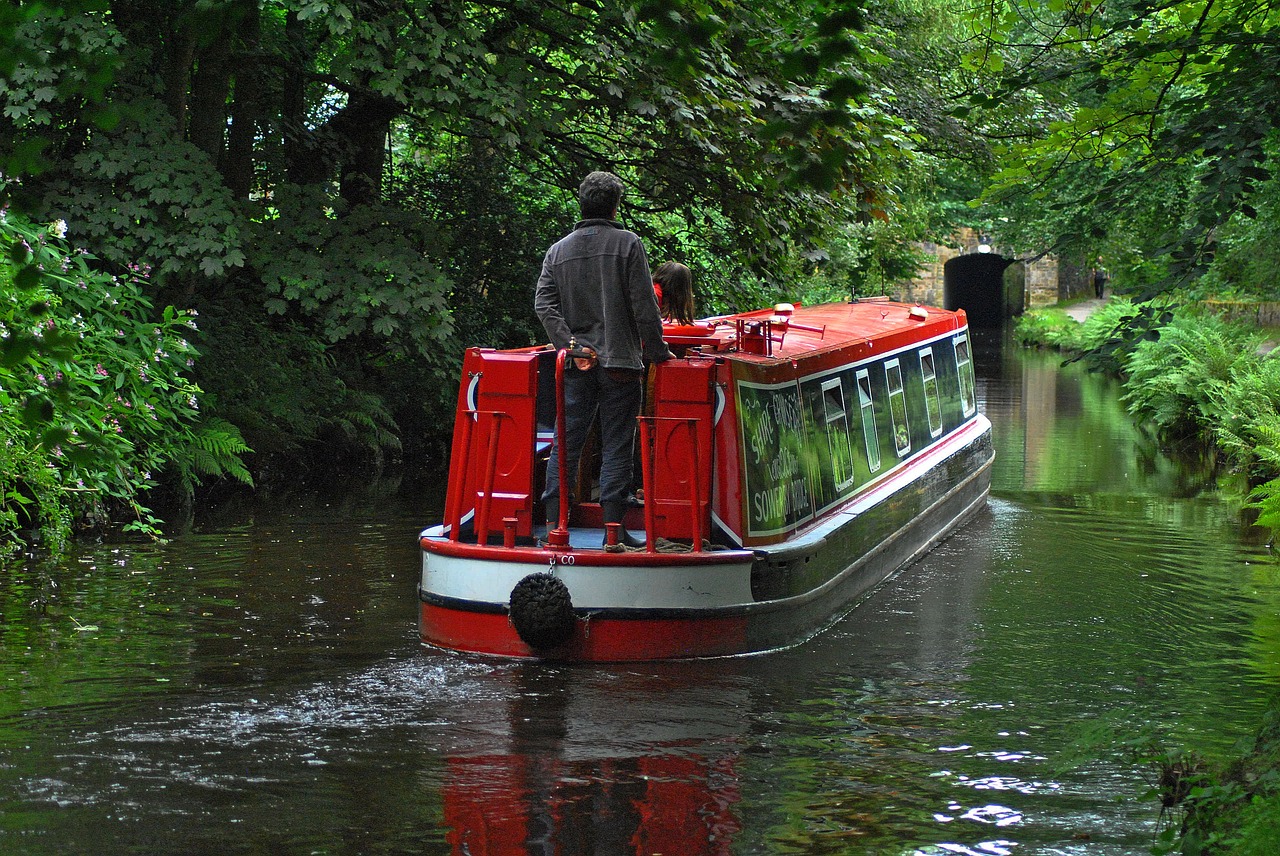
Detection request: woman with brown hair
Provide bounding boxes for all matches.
[652,261,695,325]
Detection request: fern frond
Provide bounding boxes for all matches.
[188,418,253,485]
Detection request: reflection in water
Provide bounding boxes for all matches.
[0,335,1278,854]
[444,665,743,854]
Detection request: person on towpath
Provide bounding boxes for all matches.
[534,171,672,547]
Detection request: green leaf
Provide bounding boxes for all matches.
[21,394,55,428]
[13,264,42,289]
[9,239,32,265]
[0,334,37,367]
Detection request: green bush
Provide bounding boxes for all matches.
[192,293,401,470]
[1011,306,1082,349]
[1120,311,1261,446]
[1231,791,1280,855]
[0,210,249,558]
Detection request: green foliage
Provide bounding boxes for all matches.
[1230,791,1280,856]
[1054,706,1280,856]
[39,95,246,280]
[1012,306,1084,350]
[0,1,122,180]
[1017,301,1280,547]
[0,0,987,471]
[969,0,1280,294]
[1196,145,1280,301]
[1247,478,1280,543]
[790,218,935,303]
[1013,298,1148,358]
[1146,695,1280,856]
[0,210,249,557]
[191,291,400,470]
[249,186,453,350]
[1122,311,1265,449]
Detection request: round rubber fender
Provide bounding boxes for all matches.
[509,573,576,650]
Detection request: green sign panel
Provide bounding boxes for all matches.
[737,380,815,536]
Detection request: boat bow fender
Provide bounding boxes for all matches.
[508,572,576,650]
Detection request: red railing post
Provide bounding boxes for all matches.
[475,411,504,545]
[545,349,572,548]
[639,418,657,552]
[446,412,475,542]
[685,418,703,552]
[639,415,707,551]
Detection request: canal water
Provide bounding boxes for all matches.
[1,337,1277,855]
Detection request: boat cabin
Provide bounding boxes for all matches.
[440,299,979,552]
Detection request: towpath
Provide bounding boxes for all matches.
[1064,298,1106,323]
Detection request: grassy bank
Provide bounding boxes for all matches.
[1015,300,1280,854]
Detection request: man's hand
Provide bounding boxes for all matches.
[572,346,598,371]
[651,346,674,363]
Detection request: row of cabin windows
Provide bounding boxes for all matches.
[819,334,977,484]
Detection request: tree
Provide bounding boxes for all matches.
[1,0,976,475]
[967,0,1280,296]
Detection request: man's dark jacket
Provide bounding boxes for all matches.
[534,219,667,370]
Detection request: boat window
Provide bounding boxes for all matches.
[856,369,880,473]
[920,348,943,437]
[821,378,856,490]
[954,334,977,417]
[886,359,911,457]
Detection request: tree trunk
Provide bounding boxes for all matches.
[335,91,400,207]
[188,25,232,162]
[283,10,327,186]
[224,0,261,199]
[161,24,195,137]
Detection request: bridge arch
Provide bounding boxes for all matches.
[944,252,1018,328]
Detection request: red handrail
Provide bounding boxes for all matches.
[638,416,706,552]
[445,412,474,542]
[639,419,657,553]
[474,411,508,545]
[446,409,509,544]
[544,348,573,548]
[685,417,703,552]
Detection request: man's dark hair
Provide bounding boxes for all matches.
[578,171,624,219]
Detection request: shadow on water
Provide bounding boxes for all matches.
[1,334,1279,854]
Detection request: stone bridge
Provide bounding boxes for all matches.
[890,228,1093,327]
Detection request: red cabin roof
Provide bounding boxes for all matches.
[669,300,967,368]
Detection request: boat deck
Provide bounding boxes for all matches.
[543,525,647,551]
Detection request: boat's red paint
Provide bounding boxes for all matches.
[420,537,752,566]
[420,601,749,661]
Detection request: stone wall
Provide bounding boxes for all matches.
[1023,256,1059,308]
[897,227,989,307]
[895,228,1093,313]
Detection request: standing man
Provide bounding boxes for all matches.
[535,171,671,547]
[1092,257,1109,299]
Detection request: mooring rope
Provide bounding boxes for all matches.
[603,537,725,554]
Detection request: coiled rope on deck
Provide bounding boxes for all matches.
[604,538,726,554]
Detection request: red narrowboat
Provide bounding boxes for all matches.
[419,298,993,661]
